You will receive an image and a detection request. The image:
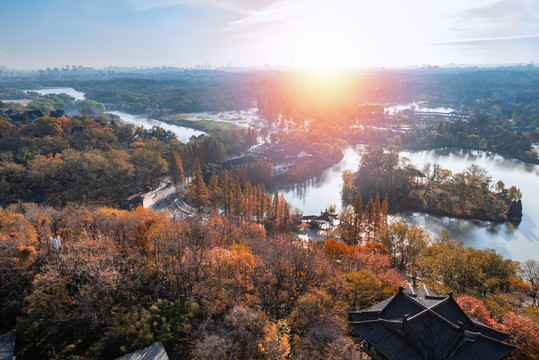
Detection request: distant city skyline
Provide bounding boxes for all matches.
[1,0,539,70]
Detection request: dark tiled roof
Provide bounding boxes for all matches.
[314,211,338,223]
[0,330,16,360]
[378,290,425,320]
[115,342,169,360]
[348,286,515,360]
[349,320,422,360]
[430,297,509,341]
[220,155,257,169]
[450,332,515,360]
[355,296,395,314]
[405,309,462,360]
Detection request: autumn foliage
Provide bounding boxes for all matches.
[457,294,539,360]
[0,204,403,359]
[0,202,537,359]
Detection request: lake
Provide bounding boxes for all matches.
[23,88,205,142]
[278,147,539,262]
[23,87,86,101]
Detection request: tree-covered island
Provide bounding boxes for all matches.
[342,146,523,222]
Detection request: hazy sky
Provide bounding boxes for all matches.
[1,0,539,69]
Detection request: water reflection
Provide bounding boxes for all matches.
[279,147,539,261]
[278,147,360,215]
[109,111,205,143]
[22,88,205,143]
[23,87,86,100]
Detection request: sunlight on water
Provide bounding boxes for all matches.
[279,147,539,262]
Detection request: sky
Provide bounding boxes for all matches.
[1,0,539,69]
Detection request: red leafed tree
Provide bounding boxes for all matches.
[456,295,498,328]
[502,312,539,360]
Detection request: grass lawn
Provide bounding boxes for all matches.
[161,118,236,131]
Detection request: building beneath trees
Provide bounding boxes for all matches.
[114,341,168,360]
[0,330,16,360]
[349,285,514,360]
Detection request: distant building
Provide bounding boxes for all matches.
[349,285,514,360]
[115,341,169,360]
[0,330,16,360]
[220,155,257,170]
[258,144,313,175]
[313,211,338,230]
[303,211,339,230]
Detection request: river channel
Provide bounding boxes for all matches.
[23,87,205,142]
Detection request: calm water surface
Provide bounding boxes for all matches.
[24,87,86,100]
[278,147,539,262]
[109,111,205,142]
[23,88,204,142]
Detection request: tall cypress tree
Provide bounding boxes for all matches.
[208,171,221,208]
[353,189,363,242]
[167,149,185,184]
[188,158,209,207]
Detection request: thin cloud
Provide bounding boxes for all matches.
[432,33,539,46]
[448,0,539,44]
[123,0,281,13]
[456,0,524,21]
[229,0,295,26]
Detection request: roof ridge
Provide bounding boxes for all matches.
[406,309,467,360]
[443,295,510,339]
[407,307,462,331]
[378,286,426,319]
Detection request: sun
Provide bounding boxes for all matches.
[282,4,363,72]
[293,26,354,71]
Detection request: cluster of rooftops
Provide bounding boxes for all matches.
[0,108,46,122]
[349,285,515,360]
[220,144,312,175]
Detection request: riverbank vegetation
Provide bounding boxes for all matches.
[342,146,522,222]
[80,76,255,116]
[400,117,539,163]
[4,67,539,156]
[0,111,256,207]
[4,67,539,185]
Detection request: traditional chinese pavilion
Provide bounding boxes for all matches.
[349,285,515,360]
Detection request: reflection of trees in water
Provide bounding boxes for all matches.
[486,222,501,234]
[396,212,505,242]
[505,222,517,233]
[428,148,539,174]
[433,148,480,161]
[403,149,539,188]
[281,178,314,201]
[511,216,538,242]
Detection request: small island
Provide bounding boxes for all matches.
[342,146,523,223]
